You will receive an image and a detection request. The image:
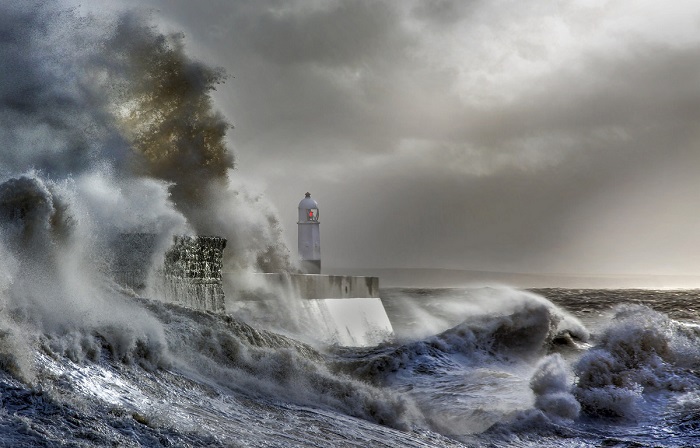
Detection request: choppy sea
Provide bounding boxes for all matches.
[2,286,699,447]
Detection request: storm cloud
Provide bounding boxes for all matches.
[74,0,700,280]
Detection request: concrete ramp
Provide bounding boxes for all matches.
[310,297,392,346]
[227,273,393,347]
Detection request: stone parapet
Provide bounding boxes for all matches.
[111,234,226,312]
[160,235,227,312]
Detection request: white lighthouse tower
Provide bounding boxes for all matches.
[298,192,321,274]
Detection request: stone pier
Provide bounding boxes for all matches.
[112,233,393,346]
[111,234,226,312]
[159,236,227,312]
[229,273,393,347]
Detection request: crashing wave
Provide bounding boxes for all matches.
[574,304,700,419]
[335,289,587,385]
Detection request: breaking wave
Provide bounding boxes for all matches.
[0,4,429,440]
[573,304,700,419]
[340,288,588,385]
[28,298,421,430]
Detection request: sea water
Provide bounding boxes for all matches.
[2,287,699,447]
[1,3,699,445]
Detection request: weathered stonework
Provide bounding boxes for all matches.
[159,236,226,312]
[112,234,227,312]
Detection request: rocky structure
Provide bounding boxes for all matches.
[159,235,226,311]
[112,234,226,312]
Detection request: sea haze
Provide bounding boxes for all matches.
[326,267,700,289]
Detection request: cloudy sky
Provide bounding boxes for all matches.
[77,0,700,277]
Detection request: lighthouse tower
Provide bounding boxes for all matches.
[298,192,321,274]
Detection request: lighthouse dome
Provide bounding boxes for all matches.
[298,192,318,210]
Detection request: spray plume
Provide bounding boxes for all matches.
[0,2,296,379]
[101,12,292,272]
[1,2,292,275]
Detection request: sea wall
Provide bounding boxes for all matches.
[112,234,393,346]
[111,233,159,290]
[159,236,227,312]
[111,234,226,312]
[226,273,392,346]
[257,273,380,299]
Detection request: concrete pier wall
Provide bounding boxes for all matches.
[257,273,379,299]
[228,273,393,346]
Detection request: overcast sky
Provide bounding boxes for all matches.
[77,0,700,276]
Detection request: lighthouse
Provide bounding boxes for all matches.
[298,192,321,274]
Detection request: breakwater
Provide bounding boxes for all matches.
[112,234,227,312]
[112,233,392,346]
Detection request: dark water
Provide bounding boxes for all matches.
[3,286,700,447]
[533,288,700,322]
[3,2,697,446]
[376,287,700,447]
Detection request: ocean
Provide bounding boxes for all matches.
[2,286,699,447]
[2,3,699,446]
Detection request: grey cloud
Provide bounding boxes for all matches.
[306,38,700,273]
[241,1,404,68]
[410,0,480,28]
[73,0,700,278]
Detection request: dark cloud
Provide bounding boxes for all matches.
[411,0,480,28]
[74,0,700,279]
[242,2,401,67]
